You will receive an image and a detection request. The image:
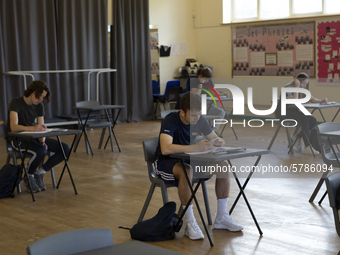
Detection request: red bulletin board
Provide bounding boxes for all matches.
[317,21,340,84]
[232,22,315,77]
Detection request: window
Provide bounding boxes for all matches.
[223,0,340,23]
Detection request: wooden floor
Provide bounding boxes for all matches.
[0,120,339,255]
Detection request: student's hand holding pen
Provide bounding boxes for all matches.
[210,137,225,147]
[36,123,47,132]
[193,139,214,152]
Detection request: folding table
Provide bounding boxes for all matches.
[8,129,81,202]
[170,148,269,247]
[304,102,340,122]
[73,104,125,155]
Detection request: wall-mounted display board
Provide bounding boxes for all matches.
[150,29,159,75]
[232,22,315,77]
[317,21,340,85]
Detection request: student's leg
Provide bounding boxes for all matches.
[173,162,204,240]
[213,161,243,231]
[15,139,47,192]
[173,162,192,206]
[16,139,47,175]
[42,138,71,171]
[35,138,70,190]
[215,162,230,216]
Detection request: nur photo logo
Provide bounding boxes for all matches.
[200,84,312,128]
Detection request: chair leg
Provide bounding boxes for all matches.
[309,169,330,202]
[98,128,106,149]
[285,127,293,149]
[50,168,56,188]
[160,183,169,204]
[318,190,328,205]
[6,155,10,164]
[201,181,212,225]
[138,183,157,222]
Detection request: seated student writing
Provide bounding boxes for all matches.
[8,80,71,193]
[155,92,242,241]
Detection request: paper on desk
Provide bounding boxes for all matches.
[321,101,336,105]
[20,128,67,134]
[186,147,246,155]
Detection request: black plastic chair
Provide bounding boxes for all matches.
[26,228,114,255]
[137,137,212,225]
[154,80,181,113]
[325,171,340,237]
[309,122,340,204]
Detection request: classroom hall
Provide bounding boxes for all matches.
[1,0,340,254]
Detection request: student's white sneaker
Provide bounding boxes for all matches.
[303,147,320,155]
[184,219,204,240]
[213,213,243,232]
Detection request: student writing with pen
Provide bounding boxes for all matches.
[8,80,71,193]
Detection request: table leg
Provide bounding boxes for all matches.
[104,108,122,152]
[331,108,340,122]
[56,135,78,195]
[74,110,94,155]
[227,157,263,236]
[318,109,327,122]
[102,109,114,151]
[174,159,214,247]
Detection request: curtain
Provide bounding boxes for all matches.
[55,0,110,116]
[0,0,58,124]
[111,0,154,122]
[0,0,109,135]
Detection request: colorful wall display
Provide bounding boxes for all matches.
[232,22,315,77]
[317,21,340,84]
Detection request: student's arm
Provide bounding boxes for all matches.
[310,95,328,104]
[190,83,202,95]
[205,131,225,147]
[36,116,47,144]
[190,87,201,95]
[159,133,213,155]
[286,79,300,99]
[9,111,46,132]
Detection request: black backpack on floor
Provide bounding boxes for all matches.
[130,202,183,242]
[0,164,22,199]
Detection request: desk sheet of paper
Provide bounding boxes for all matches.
[20,128,67,134]
[186,147,246,155]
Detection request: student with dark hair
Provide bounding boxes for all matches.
[187,67,227,132]
[8,80,70,193]
[155,92,242,241]
[283,73,328,155]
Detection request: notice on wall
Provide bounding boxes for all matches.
[317,21,340,85]
[150,30,159,75]
[232,22,315,77]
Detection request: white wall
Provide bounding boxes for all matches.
[149,0,196,94]
[150,0,340,120]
